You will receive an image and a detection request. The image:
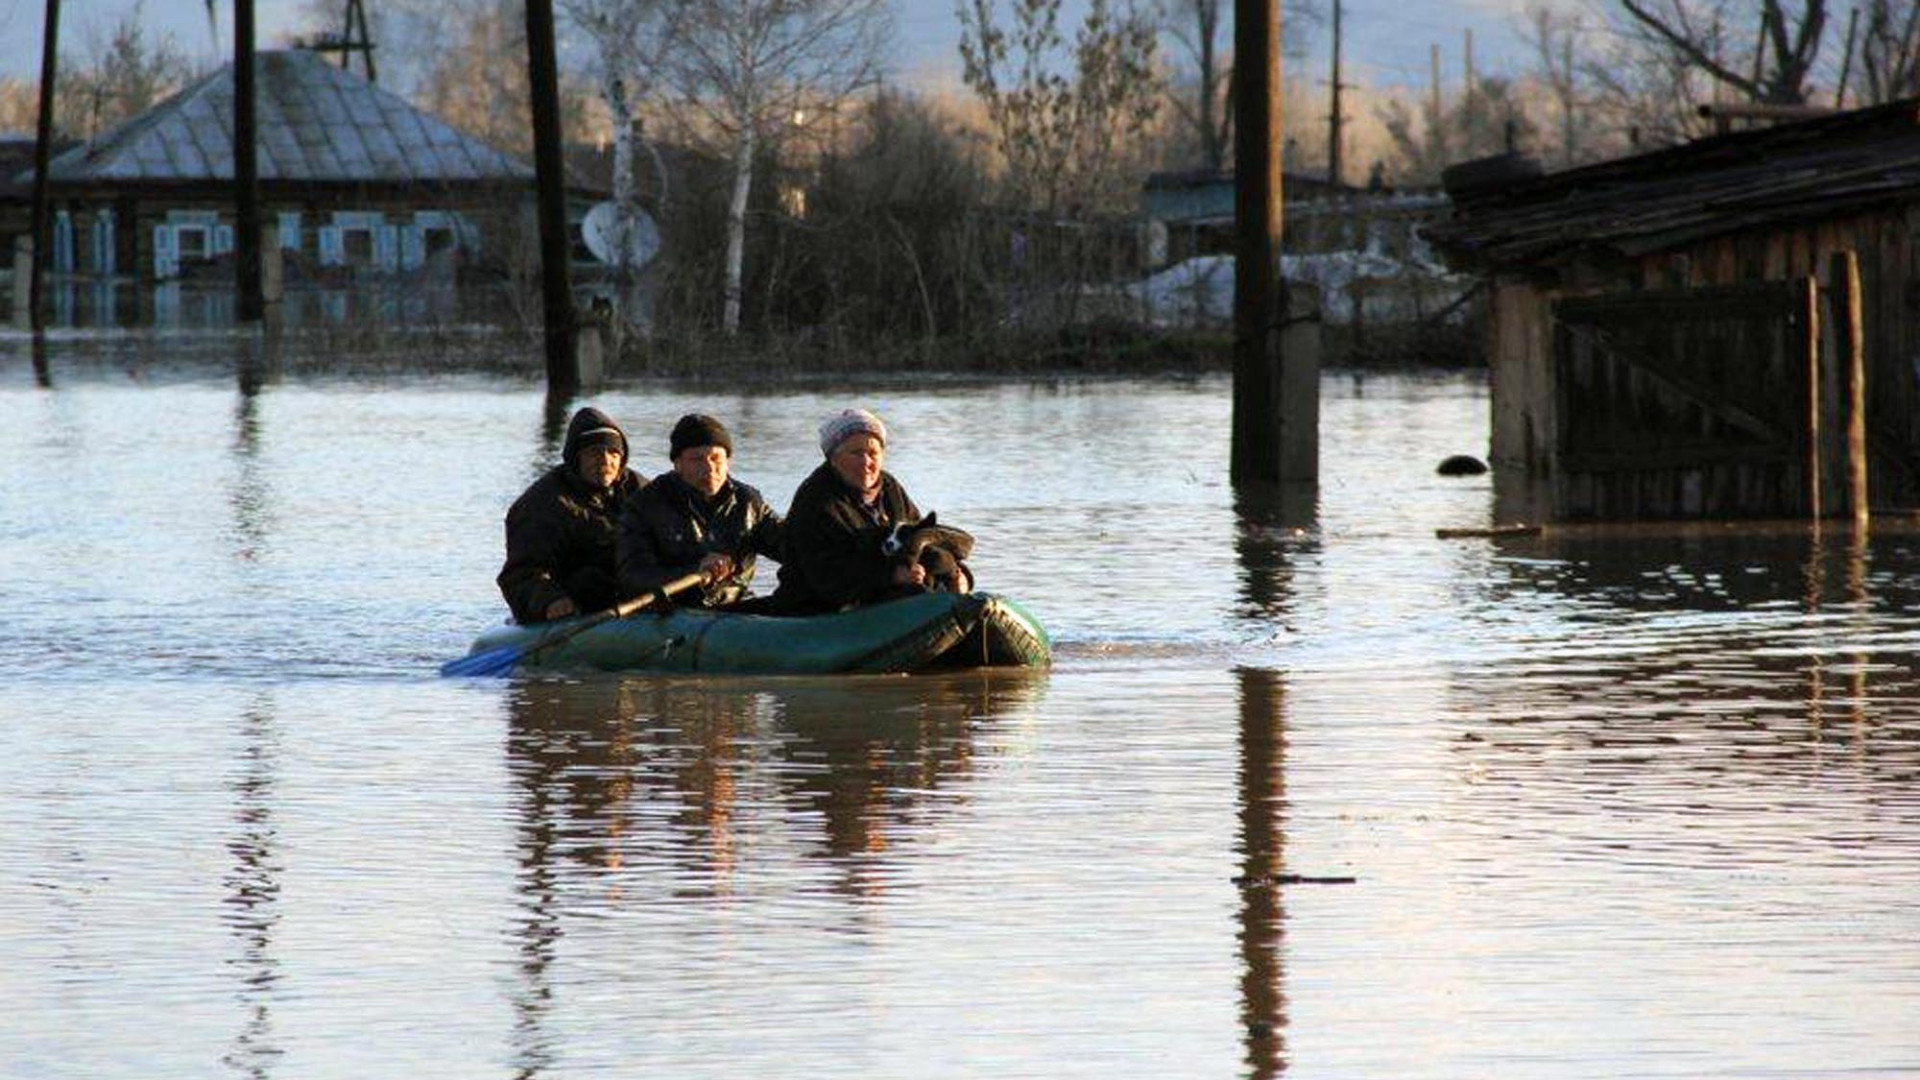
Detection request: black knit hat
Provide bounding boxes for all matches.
[669,413,733,460]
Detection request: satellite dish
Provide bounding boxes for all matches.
[582,201,660,269]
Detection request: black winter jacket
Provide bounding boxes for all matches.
[771,462,922,614]
[497,407,645,623]
[617,473,784,608]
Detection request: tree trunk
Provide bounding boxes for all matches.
[1198,0,1222,171]
[603,71,642,320]
[722,126,755,337]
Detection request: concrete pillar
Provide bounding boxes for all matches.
[260,218,284,304]
[1278,290,1322,482]
[12,238,31,328]
[574,319,607,388]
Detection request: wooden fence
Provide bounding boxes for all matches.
[1550,259,1873,522]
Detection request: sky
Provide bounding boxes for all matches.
[0,0,1540,96]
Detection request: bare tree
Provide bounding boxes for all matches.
[1853,0,1920,103]
[1519,1,1599,167]
[1378,75,1538,184]
[0,4,191,140]
[661,0,888,337]
[1160,0,1320,172]
[560,0,677,321]
[1162,0,1229,171]
[69,3,194,139]
[1615,0,1828,105]
[1583,10,1719,148]
[958,0,1161,213]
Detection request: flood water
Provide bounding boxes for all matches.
[4,330,1919,1078]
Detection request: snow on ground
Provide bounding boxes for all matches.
[1112,250,1474,327]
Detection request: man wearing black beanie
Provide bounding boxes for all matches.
[497,406,645,623]
[617,413,784,609]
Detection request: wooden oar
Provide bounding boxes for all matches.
[441,571,708,678]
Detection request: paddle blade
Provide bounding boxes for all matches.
[438,644,525,678]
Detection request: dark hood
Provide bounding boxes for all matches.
[561,406,630,466]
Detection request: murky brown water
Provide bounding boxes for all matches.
[4,333,1918,1077]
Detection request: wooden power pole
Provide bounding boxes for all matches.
[27,0,60,333]
[1231,0,1288,486]
[234,0,264,322]
[1327,0,1344,187]
[524,0,579,396]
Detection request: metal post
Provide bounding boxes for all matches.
[235,0,264,322]
[28,0,61,333]
[1231,0,1286,486]
[525,0,579,395]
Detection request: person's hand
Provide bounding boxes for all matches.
[544,597,577,620]
[892,562,927,587]
[699,553,736,584]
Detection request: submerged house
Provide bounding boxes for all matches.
[1426,101,1920,522]
[26,48,539,283]
[1139,169,1464,337]
[1142,169,1448,264]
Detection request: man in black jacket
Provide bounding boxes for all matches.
[772,408,936,615]
[618,413,783,609]
[497,406,645,623]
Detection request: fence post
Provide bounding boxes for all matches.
[1800,275,1822,520]
[1828,251,1869,532]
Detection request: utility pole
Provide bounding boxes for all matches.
[525,0,579,395]
[1231,0,1288,486]
[342,0,377,82]
[1464,28,1474,97]
[234,0,264,322]
[28,0,60,333]
[1429,44,1445,164]
[1327,0,1344,187]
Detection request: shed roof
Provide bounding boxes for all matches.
[36,49,533,186]
[1425,98,1920,274]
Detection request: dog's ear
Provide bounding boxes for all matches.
[921,511,938,529]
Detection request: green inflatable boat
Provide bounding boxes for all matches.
[455,592,1051,675]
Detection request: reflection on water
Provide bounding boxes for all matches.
[1235,667,1287,1078]
[5,353,1920,1078]
[504,673,1045,1077]
[29,280,509,332]
[221,694,283,1080]
[1233,485,1317,626]
[506,673,1039,898]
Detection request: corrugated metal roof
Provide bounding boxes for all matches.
[1425,98,1920,273]
[40,49,532,185]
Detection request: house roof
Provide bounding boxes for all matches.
[1425,98,1920,274]
[0,136,43,199]
[1143,168,1356,198]
[35,49,533,186]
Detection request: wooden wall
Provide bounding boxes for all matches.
[1490,205,1920,519]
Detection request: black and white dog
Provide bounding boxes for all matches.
[880,512,975,593]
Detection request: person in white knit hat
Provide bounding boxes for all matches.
[772,408,935,613]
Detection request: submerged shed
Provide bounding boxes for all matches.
[1426,101,1920,522]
